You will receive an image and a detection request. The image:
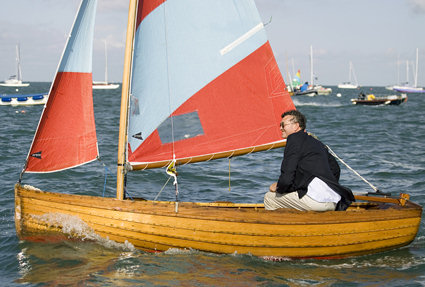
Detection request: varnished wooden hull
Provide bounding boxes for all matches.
[14,184,422,259]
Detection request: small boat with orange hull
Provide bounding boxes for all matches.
[14,0,421,259]
[15,184,422,259]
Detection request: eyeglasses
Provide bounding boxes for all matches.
[280,121,295,129]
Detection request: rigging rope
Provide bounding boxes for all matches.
[154,176,172,201]
[162,2,180,211]
[228,157,231,191]
[123,174,134,200]
[97,157,137,200]
[102,165,109,197]
[97,157,109,197]
[307,133,381,193]
[325,144,380,193]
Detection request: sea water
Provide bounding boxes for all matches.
[1,83,424,286]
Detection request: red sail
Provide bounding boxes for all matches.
[25,72,98,173]
[129,43,294,169]
[25,0,98,173]
[127,1,294,170]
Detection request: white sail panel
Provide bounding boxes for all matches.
[58,0,96,73]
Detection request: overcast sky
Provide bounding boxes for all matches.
[1,0,424,86]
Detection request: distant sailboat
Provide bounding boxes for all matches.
[393,48,424,93]
[338,61,359,89]
[309,45,332,95]
[0,44,30,87]
[292,46,331,97]
[387,60,413,91]
[92,41,119,90]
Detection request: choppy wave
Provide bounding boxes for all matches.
[31,212,135,252]
[293,98,345,107]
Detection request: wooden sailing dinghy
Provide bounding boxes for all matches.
[15,0,422,259]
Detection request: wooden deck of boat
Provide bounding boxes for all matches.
[15,184,422,258]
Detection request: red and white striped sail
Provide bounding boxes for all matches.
[127,0,294,170]
[25,0,98,173]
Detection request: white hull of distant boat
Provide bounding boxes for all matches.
[92,81,120,89]
[293,89,317,97]
[314,85,332,95]
[386,85,424,92]
[337,83,358,89]
[1,94,47,106]
[0,79,30,87]
[393,86,425,93]
[338,61,358,89]
[386,85,406,91]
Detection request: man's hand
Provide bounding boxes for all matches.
[269,182,277,192]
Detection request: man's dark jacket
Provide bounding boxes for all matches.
[276,130,354,211]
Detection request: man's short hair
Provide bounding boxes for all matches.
[281,110,306,130]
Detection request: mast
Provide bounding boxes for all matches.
[116,0,138,200]
[406,60,409,85]
[104,40,108,83]
[285,53,292,91]
[414,48,419,88]
[397,53,400,85]
[16,44,22,82]
[348,61,352,83]
[310,45,313,86]
[352,62,358,86]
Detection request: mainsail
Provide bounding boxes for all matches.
[24,0,98,173]
[127,0,294,170]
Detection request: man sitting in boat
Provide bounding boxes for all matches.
[264,110,354,211]
[300,82,309,92]
[358,92,366,100]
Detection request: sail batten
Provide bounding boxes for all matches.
[220,22,264,56]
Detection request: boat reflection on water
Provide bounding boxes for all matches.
[15,240,424,286]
